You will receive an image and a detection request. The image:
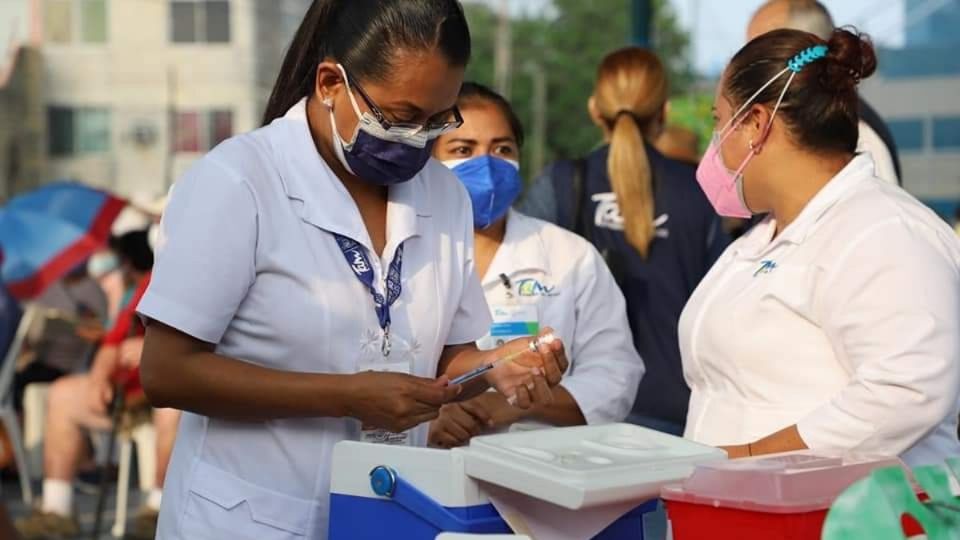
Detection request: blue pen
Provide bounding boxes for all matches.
[449,333,556,386]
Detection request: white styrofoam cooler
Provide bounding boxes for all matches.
[328,423,726,539]
[464,423,727,510]
[330,439,490,509]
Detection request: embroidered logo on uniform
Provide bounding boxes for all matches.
[754,260,777,277]
[653,213,670,239]
[515,279,558,297]
[349,249,370,274]
[592,193,625,231]
[592,193,669,238]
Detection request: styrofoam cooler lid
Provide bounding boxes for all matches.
[459,423,727,510]
[660,450,906,513]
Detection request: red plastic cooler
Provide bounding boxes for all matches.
[661,452,910,540]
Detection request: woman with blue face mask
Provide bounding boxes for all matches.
[428,83,643,447]
[131,3,569,539]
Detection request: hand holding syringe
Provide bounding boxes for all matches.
[449,332,558,385]
[448,331,566,408]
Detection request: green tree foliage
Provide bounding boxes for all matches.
[462,0,695,176]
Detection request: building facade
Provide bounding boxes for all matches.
[861,0,960,215]
[21,0,308,199]
[0,45,45,202]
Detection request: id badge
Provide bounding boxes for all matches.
[477,304,540,350]
[358,359,413,446]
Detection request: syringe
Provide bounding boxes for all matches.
[449,333,557,386]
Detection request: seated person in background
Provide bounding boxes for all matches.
[428,83,644,447]
[16,230,180,540]
[14,263,107,412]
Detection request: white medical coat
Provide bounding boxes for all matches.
[680,154,960,467]
[479,210,644,424]
[138,99,492,539]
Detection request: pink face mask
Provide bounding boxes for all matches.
[696,127,755,219]
[696,65,798,218]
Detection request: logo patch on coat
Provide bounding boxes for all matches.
[592,193,669,238]
[515,279,558,297]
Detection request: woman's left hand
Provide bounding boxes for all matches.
[428,392,527,448]
[483,328,568,409]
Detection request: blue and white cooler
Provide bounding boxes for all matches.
[329,424,725,539]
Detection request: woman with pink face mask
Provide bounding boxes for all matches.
[682,27,960,466]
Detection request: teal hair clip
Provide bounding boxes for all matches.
[787,45,829,72]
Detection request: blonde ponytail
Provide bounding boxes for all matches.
[593,47,668,259]
[608,113,655,257]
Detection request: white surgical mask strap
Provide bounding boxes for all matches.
[335,63,365,120]
[719,66,792,138]
[764,70,796,136]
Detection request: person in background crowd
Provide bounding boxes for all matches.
[86,247,124,327]
[683,27,959,466]
[14,263,107,412]
[14,230,174,540]
[519,47,728,436]
[654,124,700,165]
[136,2,568,538]
[747,0,902,186]
[428,82,643,447]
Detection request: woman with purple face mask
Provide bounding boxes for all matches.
[682,27,960,466]
[132,2,569,539]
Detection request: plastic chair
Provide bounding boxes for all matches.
[0,304,37,505]
[22,382,49,479]
[89,375,152,540]
[111,420,155,538]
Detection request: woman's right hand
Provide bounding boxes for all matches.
[344,371,461,433]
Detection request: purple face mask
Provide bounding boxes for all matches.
[326,65,449,185]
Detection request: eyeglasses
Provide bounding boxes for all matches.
[342,67,464,137]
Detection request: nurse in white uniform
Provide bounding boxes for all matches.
[427,83,644,446]
[136,3,568,539]
[683,26,960,467]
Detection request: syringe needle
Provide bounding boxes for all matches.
[447,332,556,386]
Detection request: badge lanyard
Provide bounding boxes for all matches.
[334,233,403,356]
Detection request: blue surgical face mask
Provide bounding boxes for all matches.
[444,155,522,229]
[326,64,451,185]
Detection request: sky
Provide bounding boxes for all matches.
[673,0,906,75]
[0,0,908,78]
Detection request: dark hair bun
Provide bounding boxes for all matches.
[823,27,877,93]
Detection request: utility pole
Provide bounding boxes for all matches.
[631,0,653,47]
[494,0,512,98]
